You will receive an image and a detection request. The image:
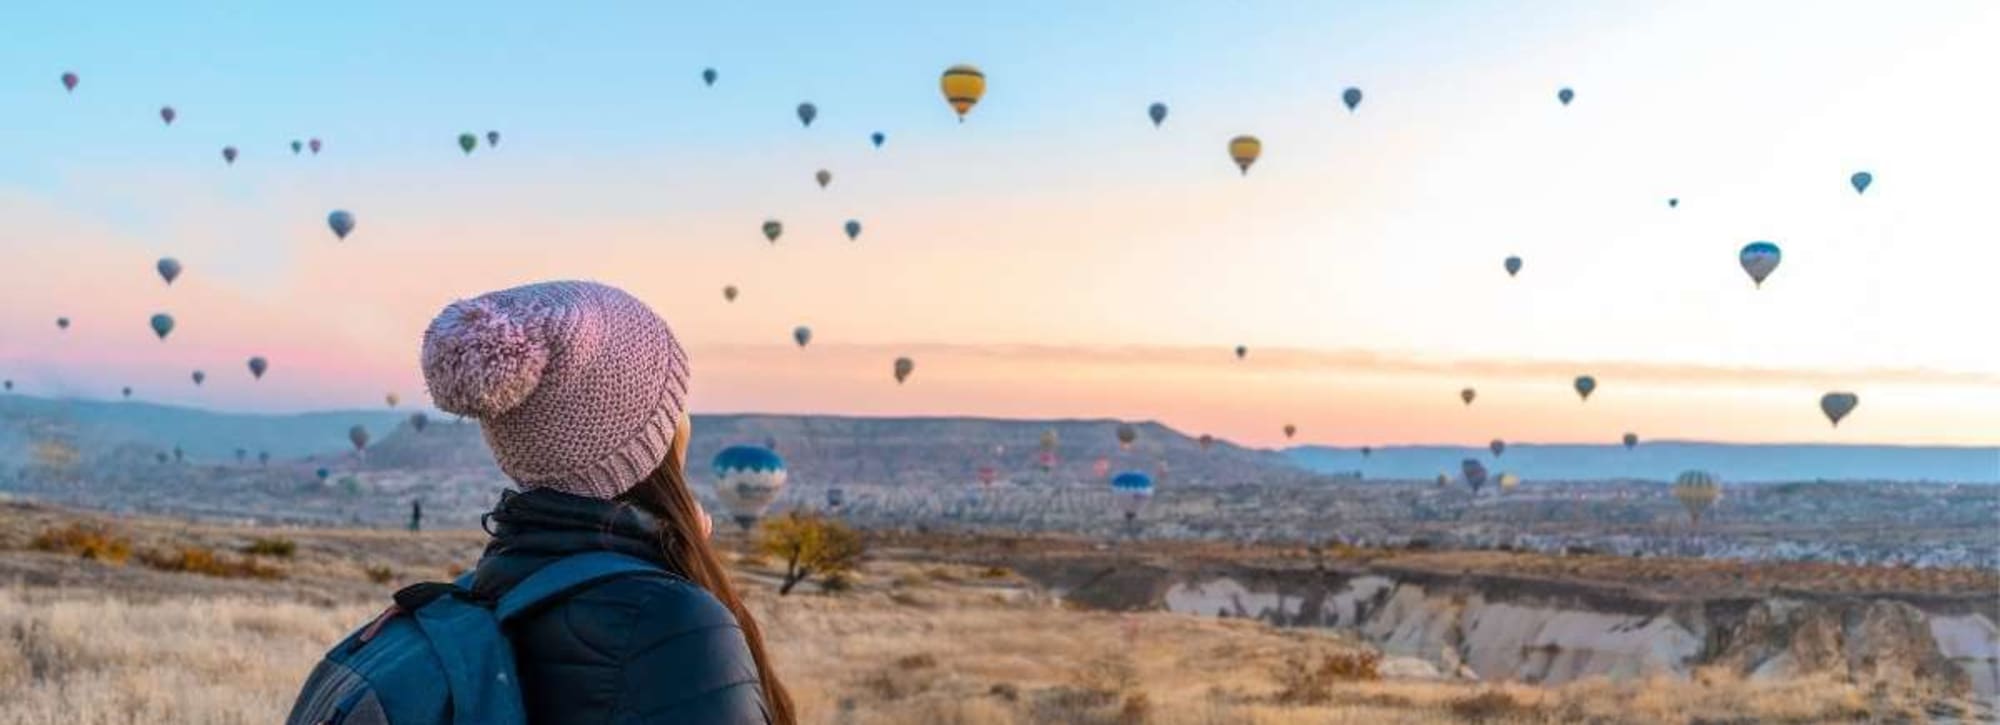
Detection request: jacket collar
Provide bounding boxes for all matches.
[472,488,673,594]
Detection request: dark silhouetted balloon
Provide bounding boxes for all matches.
[122,386,132,399]
[486,130,500,147]
[157,257,182,285]
[1574,375,1597,401]
[349,425,370,452]
[1234,345,1247,360]
[702,67,717,87]
[816,169,831,189]
[1740,241,1781,288]
[221,146,238,164]
[1461,387,1476,405]
[1820,392,1858,427]
[61,72,78,92]
[1462,458,1488,493]
[793,326,812,348]
[797,102,817,127]
[893,357,914,384]
[1558,87,1574,105]
[149,314,174,340]
[844,220,861,241]
[160,106,176,125]
[762,220,782,243]
[1505,256,1522,277]
[1623,432,1639,449]
[309,138,322,154]
[328,210,355,240]
[1342,87,1363,112]
[1148,102,1168,127]
[191,370,205,386]
[56,317,69,331]
[1489,439,1506,457]
[1668,198,1679,208]
[291,140,303,154]
[410,412,429,432]
[723,285,738,302]
[1850,171,1872,195]
[247,356,268,379]
[458,133,477,154]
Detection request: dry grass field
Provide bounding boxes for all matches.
[1,502,1987,724]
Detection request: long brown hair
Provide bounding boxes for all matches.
[617,444,796,724]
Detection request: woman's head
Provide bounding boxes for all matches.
[421,280,689,499]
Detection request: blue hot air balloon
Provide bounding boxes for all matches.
[247,356,268,379]
[713,445,788,530]
[328,210,355,240]
[1461,458,1488,494]
[157,257,182,285]
[1850,171,1872,195]
[1573,375,1596,401]
[1557,87,1575,106]
[1504,256,1522,277]
[191,370,205,386]
[793,326,812,348]
[1668,198,1680,208]
[1739,241,1781,288]
[844,220,861,241]
[871,131,885,148]
[1342,87,1363,112]
[797,102,817,127]
[149,314,174,340]
[1110,470,1155,522]
[702,67,718,87]
[315,467,330,482]
[1148,102,1168,127]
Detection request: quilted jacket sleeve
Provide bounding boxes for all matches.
[607,577,769,724]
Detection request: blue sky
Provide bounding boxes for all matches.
[1,1,1995,445]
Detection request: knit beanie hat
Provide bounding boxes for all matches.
[420,281,689,499]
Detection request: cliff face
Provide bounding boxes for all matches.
[1056,563,1999,698]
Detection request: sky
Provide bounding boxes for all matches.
[0,1,1996,448]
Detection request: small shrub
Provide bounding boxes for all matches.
[30,523,131,565]
[989,682,1020,701]
[1448,690,1537,723]
[138,547,283,580]
[896,653,938,670]
[1272,650,1380,704]
[925,567,958,583]
[980,565,1013,579]
[1118,692,1151,724]
[242,537,296,558]
[888,590,930,608]
[820,571,854,593]
[364,565,394,584]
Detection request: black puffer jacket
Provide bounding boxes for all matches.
[472,489,769,724]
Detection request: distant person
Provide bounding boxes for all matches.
[288,281,790,724]
[408,498,422,532]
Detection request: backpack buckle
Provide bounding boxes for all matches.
[393,581,485,612]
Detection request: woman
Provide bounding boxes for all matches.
[422,280,794,724]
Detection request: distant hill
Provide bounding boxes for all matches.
[1285,442,2000,484]
[0,395,408,464]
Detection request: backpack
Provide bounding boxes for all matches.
[285,551,662,725]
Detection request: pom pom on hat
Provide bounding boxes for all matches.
[421,295,551,418]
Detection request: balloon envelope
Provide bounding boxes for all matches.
[149,314,174,340]
[1234,345,1247,360]
[1739,241,1781,288]
[160,106,176,125]
[410,413,429,432]
[1342,87,1363,111]
[1574,375,1597,401]
[486,130,500,147]
[157,257,182,285]
[844,220,861,240]
[1850,171,1872,195]
[1820,392,1859,427]
[1461,388,1476,405]
[1283,424,1296,439]
[61,72,78,92]
[1673,470,1722,525]
[893,356,914,384]
[309,138,322,154]
[221,146,237,164]
[1558,87,1575,105]
[1228,135,1262,175]
[1116,424,1137,448]
[723,285,738,302]
[1148,102,1168,127]
[328,210,355,239]
[1110,471,1154,520]
[940,64,986,119]
[191,371,205,386]
[1461,459,1488,493]
[1489,439,1506,457]
[1623,432,1639,449]
[457,133,477,154]
[796,102,817,127]
[793,326,812,347]
[291,140,303,154]
[871,132,885,148]
[702,67,717,86]
[1505,256,1522,277]
[56,317,69,330]
[348,425,369,451]
[815,169,831,188]
[247,356,268,379]
[762,220,782,243]
[713,445,788,530]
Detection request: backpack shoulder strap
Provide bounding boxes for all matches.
[495,551,665,623]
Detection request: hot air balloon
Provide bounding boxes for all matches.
[309,138,322,154]
[1820,392,1858,427]
[1093,458,1112,479]
[348,425,370,452]
[258,451,269,466]
[1668,198,1679,208]
[1489,439,1505,457]
[247,356,268,379]
[1040,429,1060,452]
[701,67,718,86]
[1498,472,1520,492]
[1234,345,1247,360]
[796,102,817,127]
[1342,87,1363,112]
[977,465,998,487]
[1574,375,1597,401]
[486,130,500,147]
[172,447,185,464]
[1198,434,1214,452]
[153,451,168,465]
[191,370,205,386]
[121,386,131,399]
[157,257,182,285]
[844,220,862,241]
[1148,102,1168,127]
[871,131,885,148]
[1283,424,1296,439]
[723,285,739,302]
[410,412,429,432]
[713,445,787,530]
[316,467,330,482]
[1739,241,1781,288]
[793,326,812,348]
[221,146,238,164]
[1673,470,1721,526]
[1461,459,1488,493]
[826,487,845,510]
[149,314,174,340]
[893,357,914,384]
[940,64,985,121]
[815,169,832,189]
[1622,432,1639,449]
[385,393,400,408]
[160,106,176,125]
[762,220,783,243]
[328,210,355,240]
[1461,388,1476,406]
[1557,87,1575,105]
[1361,446,1373,458]
[1436,473,1451,488]
[1111,471,1154,522]
[1850,171,1872,195]
[457,133,477,155]
[55,317,69,331]
[1504,256,1522,277]
[292,140,304,154]
[1228,135,1262,175]
[61,72,78,92]
[235,448,247,464]
[1116,424,1137,451]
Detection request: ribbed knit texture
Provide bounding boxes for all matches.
[421,281,689,499]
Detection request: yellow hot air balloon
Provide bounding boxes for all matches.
[385,393,400,408]
[940,64,985,121]
[1228,135,1261,175]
